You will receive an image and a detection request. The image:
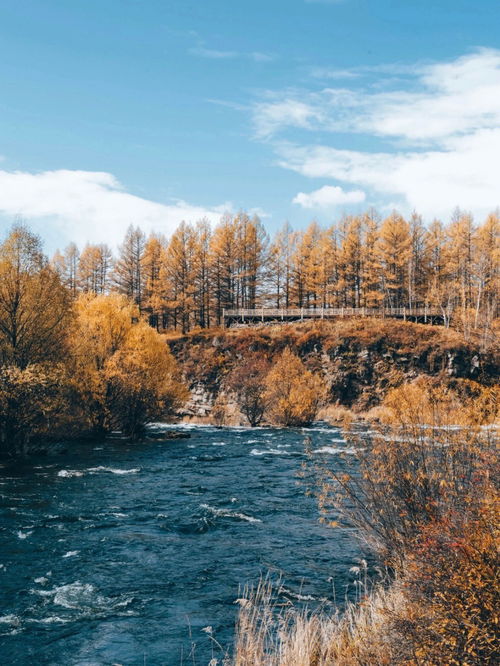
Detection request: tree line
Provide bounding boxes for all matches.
[51,209,499,334]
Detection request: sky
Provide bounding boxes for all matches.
[0,0,499,251]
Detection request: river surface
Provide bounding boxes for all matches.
[0,424,366,665]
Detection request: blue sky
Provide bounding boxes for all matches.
[0,0,499,249]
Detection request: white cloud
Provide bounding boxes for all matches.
[279,127,500,220]
[293,185,365,209]
[0,169,225,248]
[253,49,500,221]
[254,97,327,138]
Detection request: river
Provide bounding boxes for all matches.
[0,424,365,665]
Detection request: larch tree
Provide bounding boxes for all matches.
[78,243,113,294]
[191,219,212,328]
[361,210,381,308]
[142,233,166,329]
[407,213,429,308]
[338,216,363,307]
[210,215,238,324]
[446,210,476,313]
[160,221,196,332]
[425,219,451,319]
[317,226,337,308]
[113,225,146,309]
[292,221,322,307]
[51,242,80,297]
[377,212,411,308]
[268,222,295,308]
[0,225,69,368]
[473,212,499,328]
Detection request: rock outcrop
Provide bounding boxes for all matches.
[168,319,499,420]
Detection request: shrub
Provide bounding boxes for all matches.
[227,354,271,426]
[0,364,70,455]
[264,348,327,426]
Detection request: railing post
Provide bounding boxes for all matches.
[261,308,264,322]
[403,306,406,321]
[301,307,304,321]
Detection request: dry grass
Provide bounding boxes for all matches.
[317,404,355,426]
[231,577,408,666]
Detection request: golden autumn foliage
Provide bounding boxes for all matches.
[264,348,327,426]
[105,322,187,437]
[380,377,499,427]
[0,225,69,368]
[70,293,187,437]
[47,208,497,339]
[0,364,71,455]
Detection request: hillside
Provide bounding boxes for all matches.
[167,318,499,422]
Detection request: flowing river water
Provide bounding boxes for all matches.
[0,424,366,665]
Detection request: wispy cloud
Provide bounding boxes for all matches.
[0,169,226,248]
[189,45,238,59]
[251,49,500,220]
[189,38,274,63]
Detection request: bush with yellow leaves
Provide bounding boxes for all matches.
[264,347,327,426]
[70,293,187,438]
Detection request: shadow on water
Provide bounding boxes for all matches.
[0,423,367,665]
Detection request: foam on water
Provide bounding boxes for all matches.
[34,581,133,613]
[57,470,83,478]
[314,446,357,455]
[200,503,262,524]
[250,448,290,456]
[17,530,33,539]
[86,466,140,475]
[0,614,20,626]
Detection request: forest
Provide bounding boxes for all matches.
[50,208,499,337]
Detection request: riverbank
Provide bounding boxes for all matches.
[168,318,499,423]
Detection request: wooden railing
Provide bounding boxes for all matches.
[223,306,442,321]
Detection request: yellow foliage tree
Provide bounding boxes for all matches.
[105,322,187,438]
[264,348,327,426]
[70,293,187,437]
[0,224,69,368]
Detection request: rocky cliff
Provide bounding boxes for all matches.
[167,319,499,421]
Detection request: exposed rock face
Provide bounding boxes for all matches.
[168,320,498,419]
[181,382,214,418]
